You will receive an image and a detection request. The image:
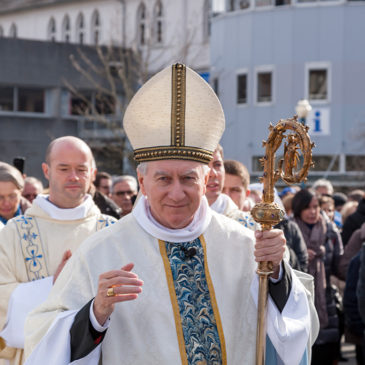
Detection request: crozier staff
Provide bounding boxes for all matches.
[25,64,318,365]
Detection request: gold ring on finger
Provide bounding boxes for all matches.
[107,287,115,297]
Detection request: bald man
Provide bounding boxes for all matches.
[0,137,116,365]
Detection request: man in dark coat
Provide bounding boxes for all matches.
[342,196,365,246]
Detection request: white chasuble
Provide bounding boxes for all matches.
[24,202,318,365]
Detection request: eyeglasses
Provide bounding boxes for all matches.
[0,193,20,204]
[113,190,134,197]
[23,193,37,201]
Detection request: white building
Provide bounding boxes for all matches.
[0,0,215,73]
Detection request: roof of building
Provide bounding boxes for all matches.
[0,0,90,14]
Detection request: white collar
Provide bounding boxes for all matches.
[210,193,230,214]
[34,194,94,221]
[132,195,212,243]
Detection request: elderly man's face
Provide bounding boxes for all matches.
[112,180,137,215]
[22,182,42,203]
[138,160,208,229]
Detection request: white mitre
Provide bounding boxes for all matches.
[123,63,225,164]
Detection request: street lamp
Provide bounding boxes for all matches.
[295,99,312,125]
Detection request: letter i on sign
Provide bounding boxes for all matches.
[314,111,322,132]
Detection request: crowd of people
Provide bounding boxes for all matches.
[3,146,364,365]
[0,63,362,365]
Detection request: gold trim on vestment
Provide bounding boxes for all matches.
[0,337,6,351]
[200,235,227,365]
[158,240,189,365]
[134,146,213,164]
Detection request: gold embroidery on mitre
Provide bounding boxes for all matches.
[133,63,214,164]
[134,146,213,164]
[171,63,186,147]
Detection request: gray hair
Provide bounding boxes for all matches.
[24,176,44,191]
[312,178,334,195]
[112,175,138,192]
[136,162,148,176]
[0,162,24,190]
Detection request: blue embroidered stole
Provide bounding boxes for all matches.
[159,236,227,365]
[13,215,114,281]
[14,215,49,281]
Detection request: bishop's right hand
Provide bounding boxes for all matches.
[93,263,144,326]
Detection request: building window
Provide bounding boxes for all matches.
[0,87,14,111]
[47,17,56,41]
[70,91,92,115]
[137,3,147,46]
[309,69,328,101]
[346,155,365,172]
[237,74,247,104]
[0,87,45,113]
[76,13,85,44]
[62,15,71,43]
[95,94,115,115]
[229,0,250,9]
[9,23,17,38]
[256,70,272,103]
[70,91,115,116]
[18,88,45,113]
[203,0,211,41]
[255,0,272,6]
[238,0,250,9]
[91,10,101,45]
[311,155,339,172]
[153,1,163,44]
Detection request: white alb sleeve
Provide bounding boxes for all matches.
[25,310,101,365]
[0,276,53,348]
[250,265,312,365]
[89,299,110,331]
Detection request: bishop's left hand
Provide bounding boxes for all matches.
[254,229,286,279]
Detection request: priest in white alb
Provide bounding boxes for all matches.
[0,137,116,365]
[24,64,319,365]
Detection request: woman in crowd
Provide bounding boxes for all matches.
[0,162,30,224]
[291,189,343,365]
